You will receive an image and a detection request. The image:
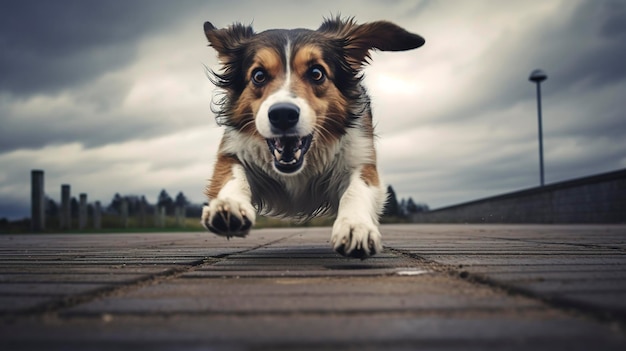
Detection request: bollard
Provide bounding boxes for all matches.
[153,206,160,227]
[94,201,102,230]
[120,199,129,228]
[175,206,181,227]
[31,170,45,231]
[79,193,87,230]
[159,206,165,228]
[175,206,186,228]
[61,185,71,230]
[139,200,146,227]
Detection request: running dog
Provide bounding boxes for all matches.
[201,17,424,258]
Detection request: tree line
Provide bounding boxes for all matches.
[1,185,428,232]
[41,186,427,221]
[44,189,204,219]
[383,185,429,218]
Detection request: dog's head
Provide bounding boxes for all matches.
[204,17,424,174]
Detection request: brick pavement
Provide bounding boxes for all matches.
[1,224,625,350]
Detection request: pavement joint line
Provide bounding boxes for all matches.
[488,237,626,253]
[1,231,299,322]
[384,246,626,332]
[457,271,626,332]
[0,258,212,322]
[58,305,552,320]
[177,267,432,279]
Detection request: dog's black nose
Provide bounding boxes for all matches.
[268,103,300,131]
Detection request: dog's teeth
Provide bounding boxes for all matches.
[274,149,281,160]
[274,138,282,150]
[294,149,302,160]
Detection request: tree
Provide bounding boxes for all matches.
[399,198,407,217]
[406,197,419,214]
[139,195,151,214]
[174,192,189,208]
[383,185,400,217]
[140,195,149,207]
[406,197,429,214]
[157,189,174,214]
[45,197,58,217]
[108,193,123,214]
[70,197,79,218]
[418,203,429,213]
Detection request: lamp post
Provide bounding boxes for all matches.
[529,69,547,186]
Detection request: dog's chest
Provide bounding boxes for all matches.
[244,160,352,219]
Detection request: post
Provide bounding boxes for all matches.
[529,69,547,187]
[175,206,180,227]
[78,193,87,230]
[61,184,71,229]
[175,206,186,228]
[30,170,45,231]
[94,201,102,230]
[159,206,165,228]
[153,206,160,227]
[535,82,545,187]
[181,206,186,228]
[120,199,129,228]
[139,200,146,227]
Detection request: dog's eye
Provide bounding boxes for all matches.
[308,65,326,83]
[251,68,267,86]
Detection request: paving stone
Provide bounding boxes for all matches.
[63,274,543,316]
[0,225,625,350]
[0,273,157,283]
[0,282,111,297]
[0,296,56,311]
[2,315,624,351]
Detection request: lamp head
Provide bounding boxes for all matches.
[529,69,547,83]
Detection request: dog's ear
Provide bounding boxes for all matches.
[319,17,425,70]
[204,21,255,61]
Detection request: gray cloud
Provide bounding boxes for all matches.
[0,0,203,96]
[0,0,217,152]
[419,0,626,124]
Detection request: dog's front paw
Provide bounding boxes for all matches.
[201,198,255,238]
[330,218,382,259]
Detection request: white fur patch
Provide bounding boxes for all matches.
[202,163,256,237]
[217,163,252,203]
[255,91,315,139]
[330,166,385,257]
[255,41,315,139]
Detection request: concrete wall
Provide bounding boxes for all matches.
[412,169,626,224]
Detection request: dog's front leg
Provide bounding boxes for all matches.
[331,164,386,258]
[202,154,256,238]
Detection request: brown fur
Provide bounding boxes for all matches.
[291,44,350,145]
[205,153,239,199]
[360,164,380,187]
[229,48,286,136]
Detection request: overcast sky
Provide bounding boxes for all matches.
[1,0,625,220]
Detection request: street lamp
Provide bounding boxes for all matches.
[529,69,547,186]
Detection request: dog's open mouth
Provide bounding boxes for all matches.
[266,134,313,173]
